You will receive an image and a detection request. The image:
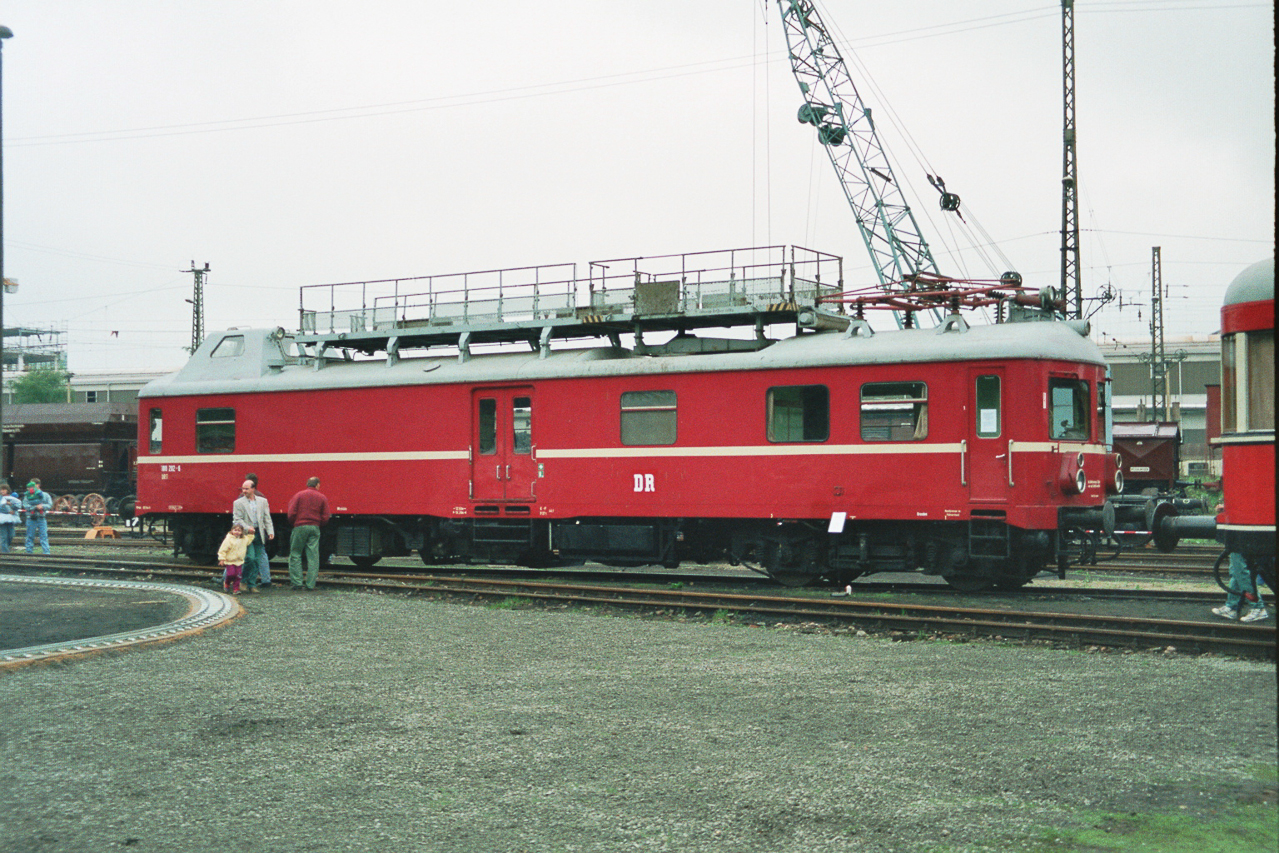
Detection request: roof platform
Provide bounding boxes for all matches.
[295,245,849,359]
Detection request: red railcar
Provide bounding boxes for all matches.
[1148,258,1275,591]
[136,247,1117,590]
[1216,258,1275,586]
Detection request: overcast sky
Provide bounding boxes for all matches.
[1,0,1273,373]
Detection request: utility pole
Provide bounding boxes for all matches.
[1060,0,1082,319]
[183,261,209,354]
[1149,247,1166,418]
[0,25,13,485]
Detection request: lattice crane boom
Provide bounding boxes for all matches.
[776,0,940,288]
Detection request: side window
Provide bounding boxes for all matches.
[975,375,1000,438]
[210,335,246,358]
[512,396,532,454]
[768,385,829,443]
[621,390,677,446]
[861,382,928,441]
[196,408,235,454]
[149,408,163,454]
[1221,335,1237,433]
[1247,329,1274,430]
[1049,378,1090,441]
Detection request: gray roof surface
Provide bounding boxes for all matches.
[139,320,1105,399]
[1223,258,1274,308]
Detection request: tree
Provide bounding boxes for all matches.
[11,369,70,404]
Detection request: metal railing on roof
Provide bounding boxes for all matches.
[297,245,845,351]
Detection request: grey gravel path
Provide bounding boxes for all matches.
[0,588,1274,853]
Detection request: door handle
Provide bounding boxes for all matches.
[505,465,511,480]
[496,465,502,480]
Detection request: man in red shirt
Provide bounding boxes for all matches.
[286,477,331,590]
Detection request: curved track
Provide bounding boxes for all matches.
[0,573,241,671]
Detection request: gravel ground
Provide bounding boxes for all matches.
[0,587,1274,853]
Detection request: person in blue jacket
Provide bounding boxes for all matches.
[22,478,53,555]
[0,483,22,552]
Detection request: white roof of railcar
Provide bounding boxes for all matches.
[1223,258,1274,308]
[139,320,1104,399]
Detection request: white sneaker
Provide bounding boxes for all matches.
[1211,605,1239,620]
[1240,606,1271,623]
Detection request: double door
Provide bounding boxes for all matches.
[472,388,536,502]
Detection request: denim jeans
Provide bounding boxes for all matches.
[25,516,50,554]
[242,538,263,588]
[1225,552,1264,609]
[256,541,272,585]
[0,523,15,552]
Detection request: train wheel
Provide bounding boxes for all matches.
[82,494,107,527]
[349,555,381,569]
[53,494,77,515]
[763,537,821,588]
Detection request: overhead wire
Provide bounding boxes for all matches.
[21,4,1242,148]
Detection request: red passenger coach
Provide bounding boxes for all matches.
[136,246,1117,591]
[1217,258,1275,586]
[1149,258,1275,590]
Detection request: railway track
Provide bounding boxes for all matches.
[0,551,1224,599]
[3,555,1271,660]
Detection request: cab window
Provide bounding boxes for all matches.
[1049,379,1089,441]
[210,335,245,358]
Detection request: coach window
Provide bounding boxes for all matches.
[768,385,829,443]
[861,382,928,441]
[1247,330,1275,430]
[1224,329,1276,433]
[210,335,245,358]
[149,408,163,454]
[512,397,532,454]
[196,408,236,454]
[478,398,497,455]
[1049,378,1090,441]
[975,375,1000,438]
[621,390,677,446]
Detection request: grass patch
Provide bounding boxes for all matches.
[1022,803,1277,852]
